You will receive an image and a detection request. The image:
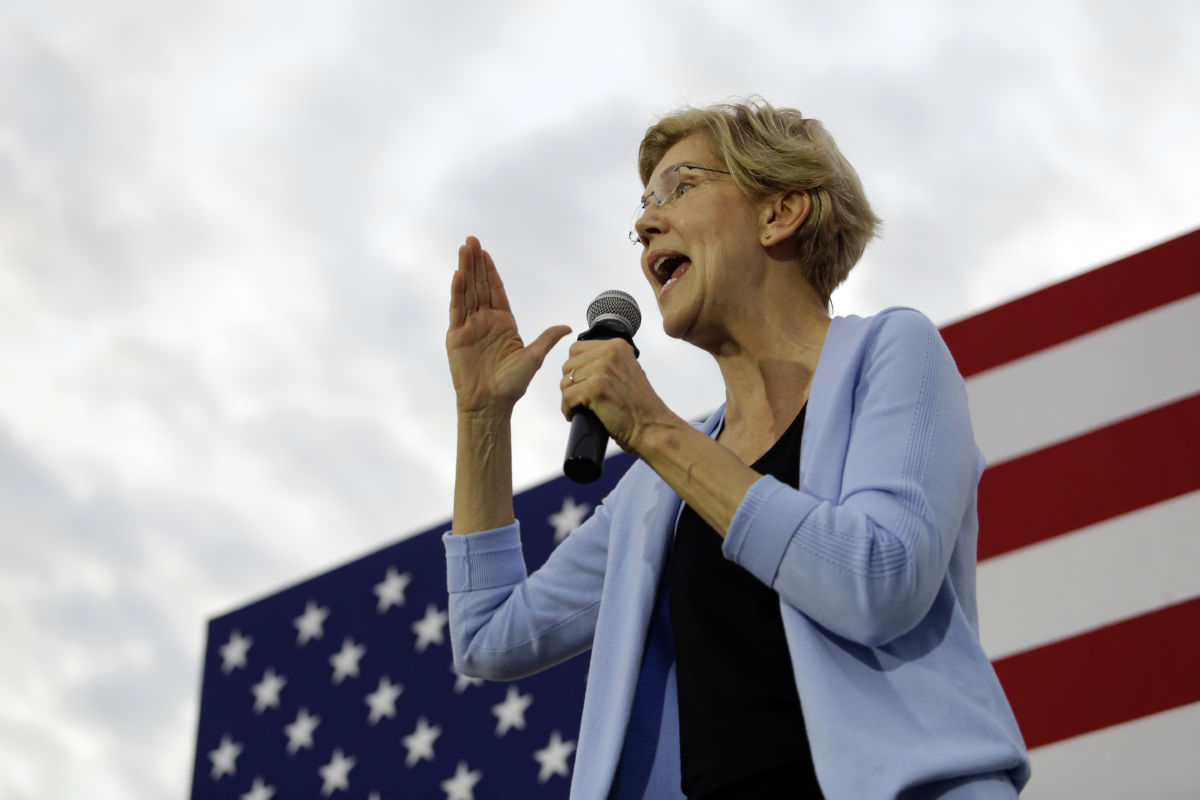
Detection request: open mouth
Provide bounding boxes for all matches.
[650,252,691,289]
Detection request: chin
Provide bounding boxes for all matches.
[660,313,699,345]
[658,321,685,342]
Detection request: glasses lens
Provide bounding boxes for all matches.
[629,167,685,243]
[648,167,684,208]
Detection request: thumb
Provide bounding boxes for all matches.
[526,325,572,367]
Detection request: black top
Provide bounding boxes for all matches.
[669,405,824,799]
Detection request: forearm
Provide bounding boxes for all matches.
[452,409,517,535]
[634,419,760,538]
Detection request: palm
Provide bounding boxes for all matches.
[448,305,537,410]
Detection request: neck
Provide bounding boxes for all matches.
[710,286,831,454]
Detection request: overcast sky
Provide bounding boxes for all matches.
[1,0,1197,796]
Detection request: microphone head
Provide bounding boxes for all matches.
[586,289,641,336]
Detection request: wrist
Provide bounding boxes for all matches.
[456,410,513,466]
[630,414,691,461]
[457,404,514,428]
[453,409,516,536]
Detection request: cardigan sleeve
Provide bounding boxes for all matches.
[723,308,983,647]
[443,493,614,681]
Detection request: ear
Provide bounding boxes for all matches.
[759,189,811,246]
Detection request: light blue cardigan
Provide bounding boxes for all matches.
[444,308,1031,799]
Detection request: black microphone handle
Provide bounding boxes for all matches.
[562,321,639,483]
[563,407,609,483]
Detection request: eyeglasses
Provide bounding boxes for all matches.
[629,164,731,244]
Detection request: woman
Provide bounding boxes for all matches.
[444,98,1030,799]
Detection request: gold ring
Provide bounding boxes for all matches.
[568,371,576,385]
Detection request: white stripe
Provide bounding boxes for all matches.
[977,490,1200,660]
[1021,701,1200,799]
[965,293,1200,466]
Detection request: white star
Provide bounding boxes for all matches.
[548,496,590,543]
[251,668,287,713]
[294,601,330,645]
[452,664,484,694]
[241,776,276,800]
[402,716,443,767]
[219,630,253,673]
[440,761,482,800]
[329,638,366,684]
[364,675,403,724]
[412,604,448,653]
[208,734,242,779]
[533,730,577,783]
[374,567,412,613]
[491,685,533,737]
[318,749,356,797]
[284,707,321,754]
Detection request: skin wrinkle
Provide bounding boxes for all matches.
[684,458,700,485]
[457,426,493,467]
[473,430,498,465]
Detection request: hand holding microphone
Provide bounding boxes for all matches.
[562,290,642,483]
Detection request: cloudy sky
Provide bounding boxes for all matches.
[1,0,1197,796]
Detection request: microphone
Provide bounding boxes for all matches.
[563,290,642,483]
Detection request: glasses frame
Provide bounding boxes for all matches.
[629,164,732,244]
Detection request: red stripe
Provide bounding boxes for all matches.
[977,393,1200,560]
[940,229,1200,378]
[992,596,1200,749]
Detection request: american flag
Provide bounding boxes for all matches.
[192,229,1200,798]
[946,229,1200,797]
[189,458,633,799]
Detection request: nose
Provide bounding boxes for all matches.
[634,202,668,244]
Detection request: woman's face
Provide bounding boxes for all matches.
[634,135,765,347]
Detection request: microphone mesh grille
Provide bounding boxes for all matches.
[586,290,641,334]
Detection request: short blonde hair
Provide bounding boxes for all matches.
[638,97,881,308]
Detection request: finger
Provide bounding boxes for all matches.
[563,338,608,366]
[470,237,492,311]
[561,384,584,420]
[526,325,572,368]
[449,263,466,328]
[461,237,481,314]
[559,359,587,414]
[563,341,622,379]
[567,339,609,360]
[559,353,593,381]
[560,378,600,421]
[482,248,513,314]
[560,368,586,389]
[570,337,634,358]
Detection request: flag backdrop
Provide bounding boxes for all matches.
[191,229,1200,799]
[189,456,630,800]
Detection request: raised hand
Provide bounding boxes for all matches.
[447,237,571,416]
